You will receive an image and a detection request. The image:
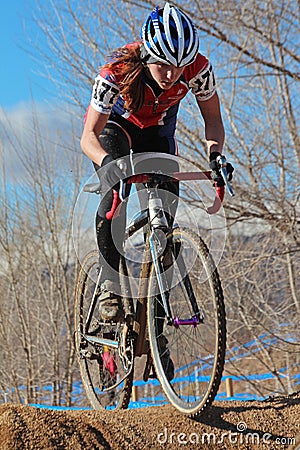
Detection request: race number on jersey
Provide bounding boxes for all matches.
[189,63,216,101]
[91,75,120,114]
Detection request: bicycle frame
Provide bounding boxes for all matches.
[80,167,233,374]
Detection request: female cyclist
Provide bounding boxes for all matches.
[81,2,228,321]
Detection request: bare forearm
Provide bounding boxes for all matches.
[205,120,225,155]
[197,93,225,157]
[80,131,107,167]
[80,108,110,167]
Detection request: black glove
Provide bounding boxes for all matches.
[209,152,234,186]
[100,154,124,192]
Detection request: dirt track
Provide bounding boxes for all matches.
[0,393,299,449]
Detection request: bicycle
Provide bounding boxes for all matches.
[74,153,234,417]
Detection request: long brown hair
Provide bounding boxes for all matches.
[104,44,145,113]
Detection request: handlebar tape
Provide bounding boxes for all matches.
[206,185,225,214]
[105,190,122,220]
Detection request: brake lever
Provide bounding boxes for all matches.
[117,160,127,201]
[216,155,235,197]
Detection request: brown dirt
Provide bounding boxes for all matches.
[0,393,299,449]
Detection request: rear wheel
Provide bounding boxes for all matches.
[74,250,134,410]
[147,227,226,416]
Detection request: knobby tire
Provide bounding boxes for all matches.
[147,227,226,417]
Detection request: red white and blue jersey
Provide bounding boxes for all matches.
[90,42,216,136]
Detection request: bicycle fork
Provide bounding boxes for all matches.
[149,231,204,328]
[149,229,173,324]
[148,191,203,328]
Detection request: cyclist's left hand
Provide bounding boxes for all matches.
[209,151,234,185]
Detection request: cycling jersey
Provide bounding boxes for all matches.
[90,42,216,134]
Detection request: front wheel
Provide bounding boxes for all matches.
[74,250,134,410]
[147,227,226,416]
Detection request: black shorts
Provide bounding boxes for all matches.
[94,113,179,218]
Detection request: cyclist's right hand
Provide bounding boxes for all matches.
[100,154,124,192]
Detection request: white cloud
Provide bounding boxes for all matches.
[0,100,90,184]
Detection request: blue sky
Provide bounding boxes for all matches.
[0,1,55,109]
[0,1,84,186]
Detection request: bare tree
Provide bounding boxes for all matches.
[0,107,84,405]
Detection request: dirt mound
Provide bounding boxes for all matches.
[0,393,299,449]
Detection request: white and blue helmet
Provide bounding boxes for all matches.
[141,3,199,67]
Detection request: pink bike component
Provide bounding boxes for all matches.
[206,185,225,215]
[106,190,122,220]
[173,315,199,328]
[102,351,117,376]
